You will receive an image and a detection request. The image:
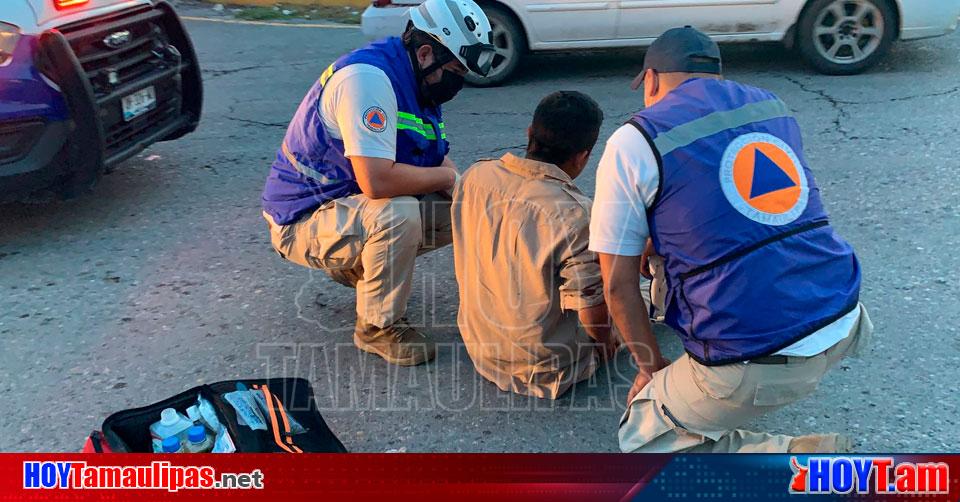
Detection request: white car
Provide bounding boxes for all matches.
[362,0,960,85]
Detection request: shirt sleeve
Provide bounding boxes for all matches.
[558,205,605,312]
[588,125,661,257]
[321,64,398,161]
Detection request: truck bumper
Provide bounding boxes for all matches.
[0,119,70,200]
[0,1,203,200]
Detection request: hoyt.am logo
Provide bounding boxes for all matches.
[790,457,949,495]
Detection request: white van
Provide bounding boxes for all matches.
[362,0,960,85]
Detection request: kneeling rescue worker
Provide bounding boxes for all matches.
[261,0,495,366]
[590,27,874,453]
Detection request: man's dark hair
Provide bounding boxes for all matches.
[402,24,455,62]
[527,91,604,167]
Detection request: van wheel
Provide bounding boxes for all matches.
[466,5,525,87]
[798,0,896,75]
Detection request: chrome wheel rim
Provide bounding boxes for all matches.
[813,0,884,65]
[485,18,514,79]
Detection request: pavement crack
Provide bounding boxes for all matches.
[782,75,852,139]
[880,86,960,103]
[205,61,317,80]
[783,75,960,105]
[460,111,528,117]
[783,75,957,141]
[224,116,288,128]
[203,65,262,79]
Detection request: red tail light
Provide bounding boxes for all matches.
[55,0,90,9]
[372,0,393,7]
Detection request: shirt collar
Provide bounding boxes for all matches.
[500,152,575,185]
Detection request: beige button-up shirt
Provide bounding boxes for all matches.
[452,153,605,399]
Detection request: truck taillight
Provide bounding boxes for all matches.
[55,0,90,9]
[372,0,393,7]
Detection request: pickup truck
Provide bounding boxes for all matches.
[0,0,202,200]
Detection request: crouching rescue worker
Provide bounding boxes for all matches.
[261,0,496,366]
[452,91,617,399]
[589,27,874,453]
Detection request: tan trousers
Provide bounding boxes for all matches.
[265,193,452,328]
[619,304,873,453]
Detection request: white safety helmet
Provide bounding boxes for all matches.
[407,0,495,76]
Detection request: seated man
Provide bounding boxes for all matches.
[452,91,617,399]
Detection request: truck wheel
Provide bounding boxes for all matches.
[798,0,896,75]
[465,5,525,87]
[58,145,102,199]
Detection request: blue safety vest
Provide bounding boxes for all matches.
[630,78,861,365]
[261,37,449,225]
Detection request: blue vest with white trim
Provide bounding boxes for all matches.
[261,37,449,225]
[630,78,861,365]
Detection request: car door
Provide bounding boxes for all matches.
[518,0,618,43]
[615,0,790,42]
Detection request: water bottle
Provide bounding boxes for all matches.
[150,408,192,453]
[161,436,182,453]
[182,425,213,453]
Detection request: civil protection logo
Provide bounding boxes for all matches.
[363,106,387,133]
[719,132,808,226]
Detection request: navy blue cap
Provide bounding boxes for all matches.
[642,26,722,74]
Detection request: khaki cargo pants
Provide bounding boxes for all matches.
[265,192,452,328]
[619,304,873,453]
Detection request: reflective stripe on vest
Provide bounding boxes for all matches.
[319,63,336,87]
[281,141,334,184]
[630,78,861,365]
[262,37,450,225]
[290,67,445,178]
[652,98,792,157]
[397,111,446,141]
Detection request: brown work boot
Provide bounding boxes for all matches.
[353,318,436,366]
[788,434,854,453]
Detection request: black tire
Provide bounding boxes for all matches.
[465,5,525,87]
[797,0,897,75]
[58,157,101,199]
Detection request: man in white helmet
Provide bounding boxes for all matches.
[261,0,495,366]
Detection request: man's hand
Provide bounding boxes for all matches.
[627,370,653,404]
[639,239,655,281]
[438,166,458,191]
[441,155,459,171]
[626,356,671,404]
[593,330,620,361]
[579,303,618,361]
[438,156,460,199]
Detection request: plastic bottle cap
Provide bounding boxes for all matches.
[160,408,179,426]
[187,425,206,443]
[161,436,181,453]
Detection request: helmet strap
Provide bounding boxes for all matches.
[407,43,455,107]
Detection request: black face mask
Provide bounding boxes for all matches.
[422,69,465,106]
[409,45,465,107]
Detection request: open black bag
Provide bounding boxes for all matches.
[90,378,346,453]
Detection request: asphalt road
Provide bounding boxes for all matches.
[1,8,958,453]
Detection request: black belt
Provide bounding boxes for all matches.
[750,354,811,365]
